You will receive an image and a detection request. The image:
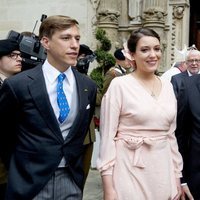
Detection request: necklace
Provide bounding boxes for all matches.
[133,73,157,98]
[150,83,156,97]
[150,90,156,97]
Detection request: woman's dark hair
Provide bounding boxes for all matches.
[127,28,160,53]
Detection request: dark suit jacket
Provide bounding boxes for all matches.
[0,64,97,200]
[171,71,189,98]
[176,74,200,199]
[0,82,7,186]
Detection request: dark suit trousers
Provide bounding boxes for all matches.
[0,183,6,200]
[32,168,82,200]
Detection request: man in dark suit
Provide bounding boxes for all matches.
[176,74,200,200]
[0,15,97,200]
[0,39,22,200]
[171,49,200,98]
[171,70,189,98]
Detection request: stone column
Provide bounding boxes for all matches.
[128,0,143,25]
[96,0,120,51]
[142,0,167,28]
[142,0,168,72]
[168,0,190,67]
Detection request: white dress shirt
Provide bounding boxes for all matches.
[42,60,78,167]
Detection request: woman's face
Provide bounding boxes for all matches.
[132,36,161,73]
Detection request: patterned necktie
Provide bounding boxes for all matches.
[57,73,70,123]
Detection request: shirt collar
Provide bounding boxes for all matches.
[187,70,200,76]
[117,65,126,74]
[120,66,126,73]
[42,60,73,85]
[0,72,7,82]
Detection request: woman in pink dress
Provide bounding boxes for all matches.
[97,28,183,200]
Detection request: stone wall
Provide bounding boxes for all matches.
[0,0,97,49]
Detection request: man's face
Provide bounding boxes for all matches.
[118,59,132,69]
[0,50,22,77]
[186,50,200,75]
[41,25,80,71]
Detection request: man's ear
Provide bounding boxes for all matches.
[40,36,49,50]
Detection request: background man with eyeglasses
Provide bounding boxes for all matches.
[175,50,200,199]
[171,48,200,200]
[171,49,200,98]
[0,39,22,200]
[0,39,22,86]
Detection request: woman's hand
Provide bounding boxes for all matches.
[103,188,118,200]
[173,178,182,200]
[102,175,118,200]
[180,185,194,200]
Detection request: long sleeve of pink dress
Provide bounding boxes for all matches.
[97,74,183,200]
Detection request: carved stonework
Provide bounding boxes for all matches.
[170,20,176,65]
[170,4,187,66]
[97,9,120,25]
[90,0,101,26]
[142,8,166,22]
[128,0,143,23]
[90,0,101,10]
[173,6,185,19]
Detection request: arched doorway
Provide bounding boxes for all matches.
[189,0,200,49]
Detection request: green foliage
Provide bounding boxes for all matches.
[95,28,112,51]
[90,67,104,90]
[95,49,115,69]
[101,38,112,51]
[95,28,106,40]
[90,28,115,90]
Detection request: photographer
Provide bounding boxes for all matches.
[7,29,46,71]
[76,44,96,75]
[20,31,46,71]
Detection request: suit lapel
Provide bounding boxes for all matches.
[182,71,189,77]
[27,66,90,143]
[27,66,64,143]
[65,69,88,142]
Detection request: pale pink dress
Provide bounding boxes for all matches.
[97,74,183,200]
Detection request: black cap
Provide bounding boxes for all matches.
[114,48,125,61]
[79,44,93,56]
[0,39,19,56]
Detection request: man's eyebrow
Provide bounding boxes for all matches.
[60,33,80,37]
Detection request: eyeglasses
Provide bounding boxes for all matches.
[187,59,200,64]
[8,52,22,60]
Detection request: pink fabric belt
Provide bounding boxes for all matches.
[114,133,168,168]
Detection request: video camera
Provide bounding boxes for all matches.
[76,44,96,74]
[7,14,47,70]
